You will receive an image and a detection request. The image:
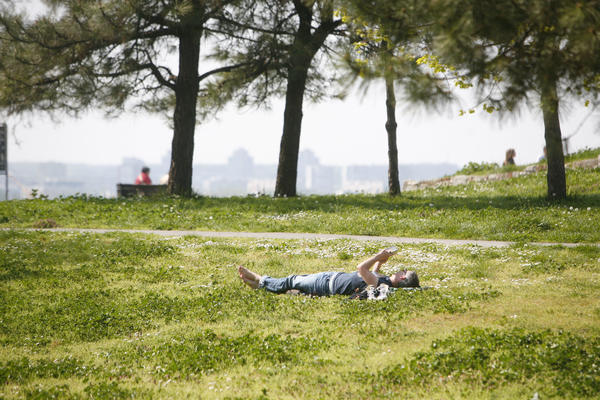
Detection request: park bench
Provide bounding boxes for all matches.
[116,183,167,197]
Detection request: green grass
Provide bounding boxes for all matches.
[1,154,599,397]
[370,327,600,398]
[564,146,600,163]
[1,167,600,243]
[455,161,521,175]
[1,230,599,399]
[455,147,600,175]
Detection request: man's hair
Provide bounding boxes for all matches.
[397,271,420,288]
[141,166,150,173]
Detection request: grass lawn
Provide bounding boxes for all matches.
[1,167,600,243]
[455,147,600,175]
[1,153,599,398]
[1,230,599,399]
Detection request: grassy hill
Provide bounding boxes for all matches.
[1,152,599,399]
[2,158,599,243]
[454,146,600,175]
[1,230,598,399]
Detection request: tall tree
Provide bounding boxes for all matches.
[346,0,600,200]
[339,5,452,195]
[203,0,343,197]
[274,0,342,197]
[0,0,263,196]
[437,0,600,199]
[405,0,600,199]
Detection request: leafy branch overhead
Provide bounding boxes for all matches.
[0,0,284,196]
[336,6,456,110]
[196,0,346,120]
[343,0,600,200]
[1,1,165,115]
[0,0,270,118]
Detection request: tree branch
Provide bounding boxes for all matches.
[198,61,255,83]
[310,19,342,54]
[136,7,178,31]
[214,13,297,36]
[141,49,176,90]
[204,27,263,43]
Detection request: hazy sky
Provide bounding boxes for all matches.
[5,1,600,169]
[7,85,600,168]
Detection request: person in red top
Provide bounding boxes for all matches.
[135,166,152,185]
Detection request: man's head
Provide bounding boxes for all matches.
[142,166,150,174]
[390,270,420,288]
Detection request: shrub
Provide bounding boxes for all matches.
[374,327,600,397]
[456,161,500,175]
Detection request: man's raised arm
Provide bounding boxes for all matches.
[356,249,394,287]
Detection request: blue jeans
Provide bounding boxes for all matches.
[259,271,337,296]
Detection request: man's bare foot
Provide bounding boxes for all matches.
[238,265,261,289]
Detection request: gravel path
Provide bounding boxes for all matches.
[22,227,594,248]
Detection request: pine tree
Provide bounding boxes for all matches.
[339,5,452,196]
[202,0,343,197]
[0,0,265,196]
[346,0,600,200]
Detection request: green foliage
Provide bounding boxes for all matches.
[0,230,175,279]
[455,161,524,175]
[0,230,598,398]
[23,384,78,400]
[22,382,151,400]
[0,0,255,117]
[456,161,501,175]
[0,289,208,344]
[565,147,600,162]
[0,357,95,384]
[83,382,150,400]
[338,288,501,324]
[2,165,599,243]
[127,330,329,378]
[516,244,600,274]
[0,231,191,345]
[373,327,600,398]
[200,0,343,115]
[423,0,600,111]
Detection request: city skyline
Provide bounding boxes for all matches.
[6,147,459,199]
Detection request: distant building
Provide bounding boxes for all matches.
[343,165,387,194]
[298,150,343,194]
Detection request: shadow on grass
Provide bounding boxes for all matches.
[198,193,600,213]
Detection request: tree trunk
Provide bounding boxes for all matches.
[274,2,313,198]
[273,1,339,197]
[168,30,201,197]
[274,63,309,197]
[385,75,401,196]
[540,79,566,200]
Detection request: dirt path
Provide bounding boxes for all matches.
[21,227,594,248]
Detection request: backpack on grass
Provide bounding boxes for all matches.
[347,284,391,300]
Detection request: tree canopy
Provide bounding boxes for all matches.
[199,0,344,197]
[348,0,600,199]
[2,0,599,199]
[0,0,269,195]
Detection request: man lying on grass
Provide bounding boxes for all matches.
[238,248,420,297]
